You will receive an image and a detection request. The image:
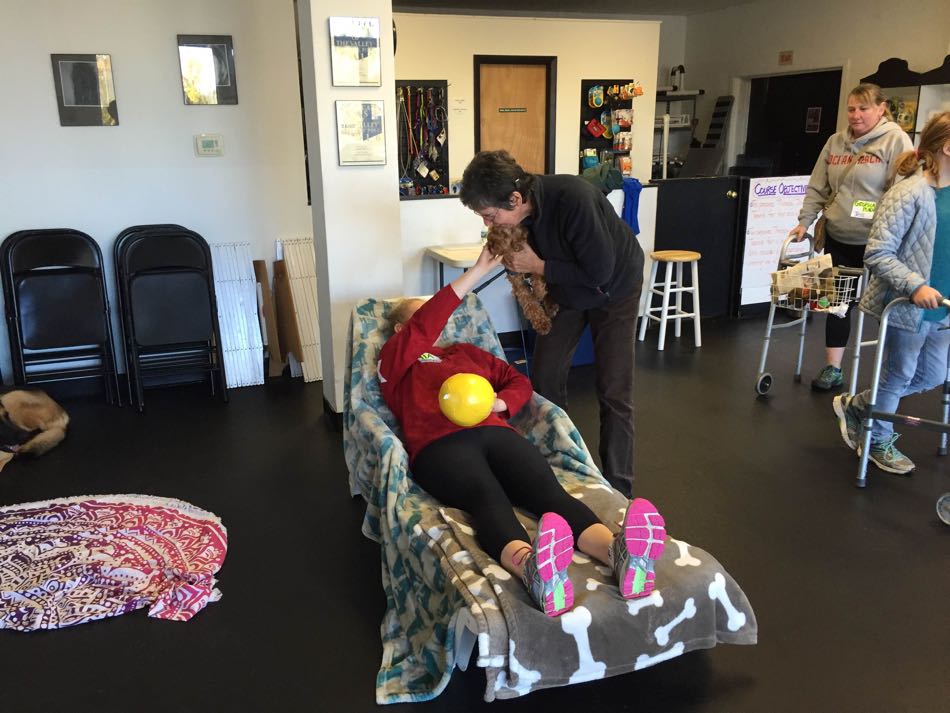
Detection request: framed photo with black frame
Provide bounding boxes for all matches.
[177,34,238,105]
[335,100,386,166]
[50,53,119,126]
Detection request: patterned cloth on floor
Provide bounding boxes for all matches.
[0,494,227,631]
[345,294,757,704]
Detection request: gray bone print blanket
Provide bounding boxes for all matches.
[344,294,757,703]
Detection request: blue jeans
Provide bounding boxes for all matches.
[851,318,950,440]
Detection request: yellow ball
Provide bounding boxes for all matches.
[438,373,495,427]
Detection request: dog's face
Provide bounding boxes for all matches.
[485,224,528,256]
[0,406,38,453]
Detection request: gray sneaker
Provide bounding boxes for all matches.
[812,364,844,391]
[832,393,860,450]
[521,512,574,617]
[866,434,915,475]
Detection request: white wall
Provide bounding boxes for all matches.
[684,0,950,165]
[394,14,660,184]
[652,15,688,90]
[298,0,403,411]
[393,12,660,320]
[0,0,311,380]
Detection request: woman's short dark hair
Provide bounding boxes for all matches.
[459,150,537,211]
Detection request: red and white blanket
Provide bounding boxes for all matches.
[0,494,227,631]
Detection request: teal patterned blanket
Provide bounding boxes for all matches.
[344,295,757,704]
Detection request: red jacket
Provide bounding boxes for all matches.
[378,286,533,462]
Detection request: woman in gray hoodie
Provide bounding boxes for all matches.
[789,83,913,391]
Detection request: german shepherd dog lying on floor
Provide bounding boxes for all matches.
[0,389,69,472]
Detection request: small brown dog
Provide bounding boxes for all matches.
[485,225,559,334]
[0,389,69,472]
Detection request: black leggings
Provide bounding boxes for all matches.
[824,235,866,349]
[411,426,602,562]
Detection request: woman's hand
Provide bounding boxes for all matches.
[475,245,504,273]
[450,247,504,299]
[788,225,808,242]
[504,243,545,275]
[491,397,508,414]
[911,284,942,309]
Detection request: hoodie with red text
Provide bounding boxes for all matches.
[798,118,912,245]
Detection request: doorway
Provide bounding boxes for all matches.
[474,56,556,174]
[742,69,841,176]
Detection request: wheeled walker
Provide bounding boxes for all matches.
[754,235,864,395]
[853,296,950,488]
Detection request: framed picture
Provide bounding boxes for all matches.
[50,54,118,126]
[177,34,238,105]
[329,16,381,87]
[805,106,822,134]
[335,100,386,166]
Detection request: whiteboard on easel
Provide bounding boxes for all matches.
[740,175,816,305]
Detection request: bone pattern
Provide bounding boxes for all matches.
[561,606,607,683]
[626,589,664,615]
[654,597,697,646]
[635,641,685,670]
[670,537,702,567]
[708,572,747,631]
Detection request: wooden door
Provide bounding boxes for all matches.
[478,63,548,174]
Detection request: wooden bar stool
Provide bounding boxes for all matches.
[638,250,702,351]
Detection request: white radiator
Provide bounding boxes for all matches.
[278,238,322,382]
[210,242,265,388]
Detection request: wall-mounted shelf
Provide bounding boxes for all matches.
[861,56,950,144]
[654,89,704,178]
[578,78,635,176]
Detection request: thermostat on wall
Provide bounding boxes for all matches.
[194,133,224,157]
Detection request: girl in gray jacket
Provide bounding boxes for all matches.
[790,84,913,391]
[833,111,950,474]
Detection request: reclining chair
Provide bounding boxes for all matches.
[344,292,757,704]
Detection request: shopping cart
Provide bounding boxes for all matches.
[854,296,950,488]
[754,234,865,395]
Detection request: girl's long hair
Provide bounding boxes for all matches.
[893,111,950,181]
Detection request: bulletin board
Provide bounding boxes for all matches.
[740,175,814,306]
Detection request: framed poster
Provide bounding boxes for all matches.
[329,16,381,87]
[805,106,822,134]
[50,54,118,126]
[335,100,386,166]
[177,34,238,105]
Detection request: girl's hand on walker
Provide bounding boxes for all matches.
[911,284,942,310]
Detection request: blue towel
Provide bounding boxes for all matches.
[622,177,642,235]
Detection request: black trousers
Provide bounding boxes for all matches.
[824,235,866,349]
[411,426,601,562]
[530,290,641,497]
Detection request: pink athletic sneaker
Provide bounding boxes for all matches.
[522,512,574,617]
[610,498,666,599]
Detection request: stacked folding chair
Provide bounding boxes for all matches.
[113,225,228,411]
[1,228,120,404]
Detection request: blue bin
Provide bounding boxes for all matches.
[572,326,595,366]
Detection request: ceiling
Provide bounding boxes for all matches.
[392,0,759,17]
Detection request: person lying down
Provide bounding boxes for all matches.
[377,246,667,617]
